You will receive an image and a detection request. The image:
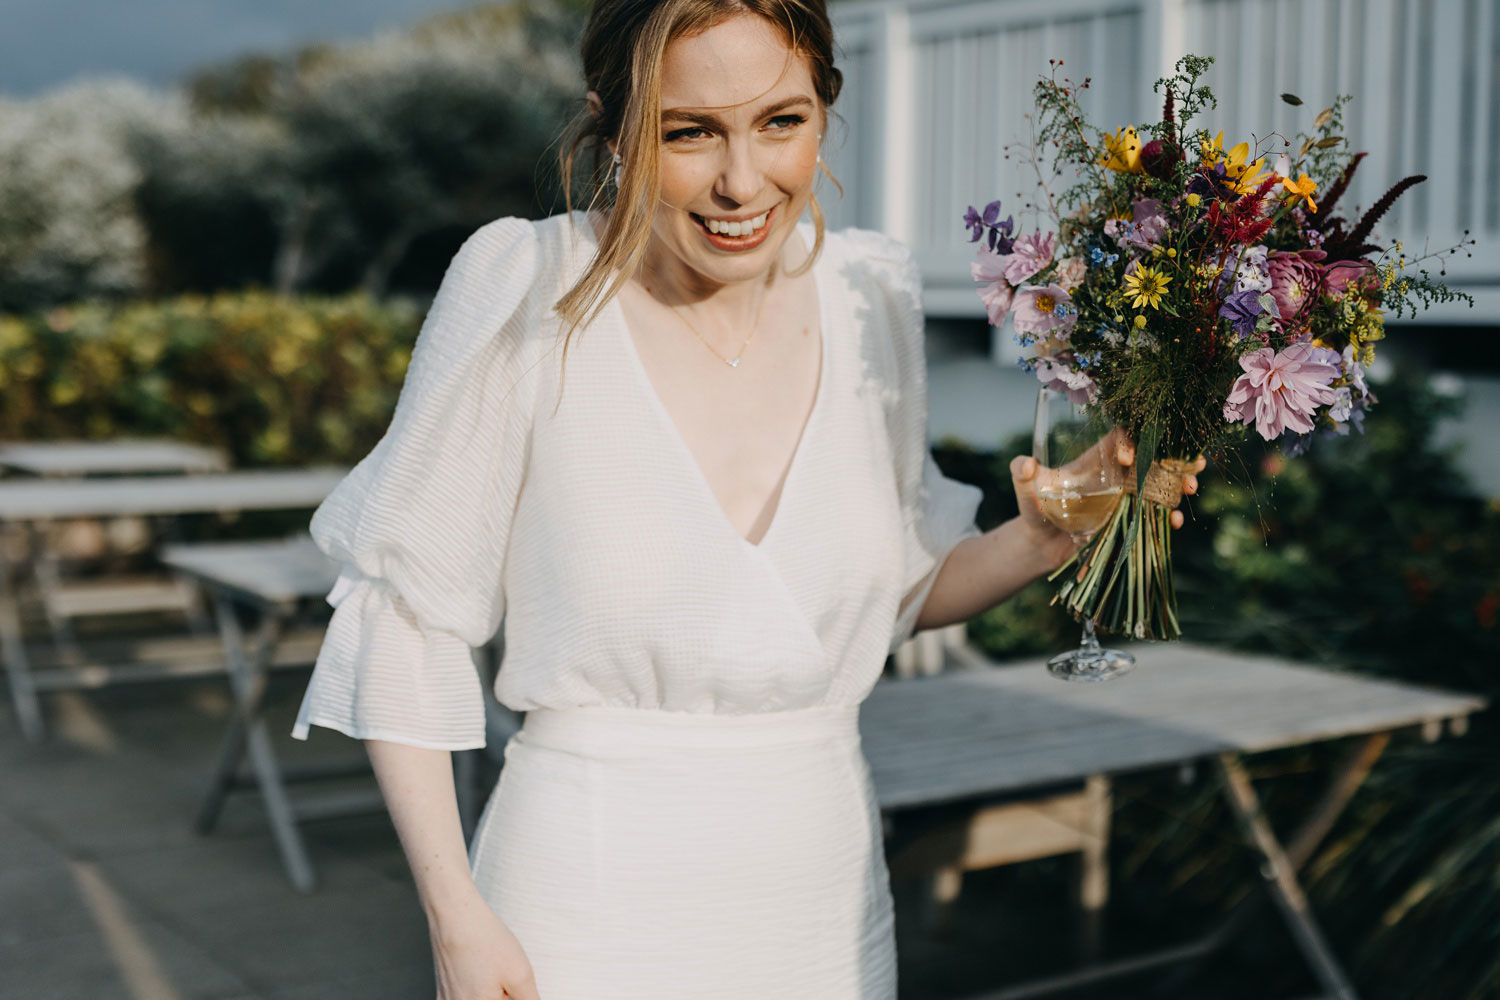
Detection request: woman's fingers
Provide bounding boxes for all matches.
[1170,509,1184,530]
[1183,473,1198,495]
[1115,439,1135,466]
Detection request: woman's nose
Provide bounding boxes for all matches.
[712,141,765,206]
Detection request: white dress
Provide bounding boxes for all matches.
[291,210,983,999]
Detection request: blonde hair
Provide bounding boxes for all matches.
[552,0,844,376]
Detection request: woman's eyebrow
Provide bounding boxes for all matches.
[661,95,815,125]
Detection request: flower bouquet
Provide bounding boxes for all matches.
[966,54,1474,641]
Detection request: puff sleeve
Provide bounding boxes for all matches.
[291,217,542,749]
[868,232,985,656]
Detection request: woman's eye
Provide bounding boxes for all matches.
[766,114,806,131]
[664,126,710,143]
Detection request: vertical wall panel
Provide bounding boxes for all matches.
[830,0,1497,310]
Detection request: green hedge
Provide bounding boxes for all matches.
[0,291,421,466]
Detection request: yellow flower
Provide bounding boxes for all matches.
[1133,314,1148,329]
[1123,265,1172,310]
[1099,126,1143,174]
[1200,130,1269,194]
[1282,172,1318,213]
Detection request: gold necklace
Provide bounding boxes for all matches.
[669,286,769,369]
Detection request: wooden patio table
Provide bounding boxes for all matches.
[0,439,229,478]
[157,534,505,894]
[0,467,347,740]
[859,642,1487,1000]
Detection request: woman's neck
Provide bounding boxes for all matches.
[635,235,780,323]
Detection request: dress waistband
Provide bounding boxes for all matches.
[516,703,860,758]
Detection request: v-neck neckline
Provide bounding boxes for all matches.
[598,215,832,552]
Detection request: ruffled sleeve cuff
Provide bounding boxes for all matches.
[291,566,487,750]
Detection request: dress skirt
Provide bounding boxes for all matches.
[467,703,898,1000]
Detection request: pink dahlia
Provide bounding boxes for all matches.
[1011,284,1076,336]
[1002,231,1056,284]
[1223,341,1342,440]
[1266,249,1327,329]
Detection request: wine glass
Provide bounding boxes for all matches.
[1032,386,1136,681]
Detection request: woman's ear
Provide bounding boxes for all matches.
[585,90,617,157]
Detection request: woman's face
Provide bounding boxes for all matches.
[645,13,823,288]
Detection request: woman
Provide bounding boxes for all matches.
[291,1,1200,998]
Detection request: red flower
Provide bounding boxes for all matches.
[1204,177,1279,246]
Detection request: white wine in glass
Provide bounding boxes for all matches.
[1032,386,1136,681]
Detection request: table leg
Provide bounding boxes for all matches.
[1074,773,1110,964]
[1153,731,1390,998]
[200,592,317,893]
[1215,751,1361,1000]
[0,540,43,741]
[28,521,85,664]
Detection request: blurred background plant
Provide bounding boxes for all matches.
[0,0,585,313]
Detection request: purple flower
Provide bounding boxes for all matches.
[1035,354,1097,405]
[963,201,1014,251]
[1219,289,1268,339]
[1217,244,1272,296]
[962,204,988,242]
[1223,341,1342,440]
[1186,160,1237,202]
[1011,283,1075,336]
[1279,428,1316,458]
[1003,231,1056,284]
[1131,198,1170,245]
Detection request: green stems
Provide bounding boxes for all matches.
[1047,491,1183,641]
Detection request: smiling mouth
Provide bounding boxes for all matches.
[690,206,775,238]
[690,205,780,251]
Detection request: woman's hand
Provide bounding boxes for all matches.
[430,890,541,1000]
[1108,436,1206,531]
[1009,441,1205,562]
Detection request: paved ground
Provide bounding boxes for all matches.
[1,659,1295,1000]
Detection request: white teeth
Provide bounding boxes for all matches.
[703,212,769,236]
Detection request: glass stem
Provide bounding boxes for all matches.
[1080,617,1102,653]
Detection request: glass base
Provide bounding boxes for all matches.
[1046,644,1137,682]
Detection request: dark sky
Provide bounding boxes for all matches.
[0,0,473,96]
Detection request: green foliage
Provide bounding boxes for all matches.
[932,373,1500,997]
[0,292,419,467]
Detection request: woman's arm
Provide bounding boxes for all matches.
[914,446,1202,632]
[365,740,541,1000]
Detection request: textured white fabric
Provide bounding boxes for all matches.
[292,209,983,748]
[289,210,984,999]
[470,703,895,1000]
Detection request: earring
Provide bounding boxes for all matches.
[816,133,823,166]
[612,151,622,187]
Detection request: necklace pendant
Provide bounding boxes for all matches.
[727,357,741,368]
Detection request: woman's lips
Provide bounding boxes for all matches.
[691,204,776,252]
